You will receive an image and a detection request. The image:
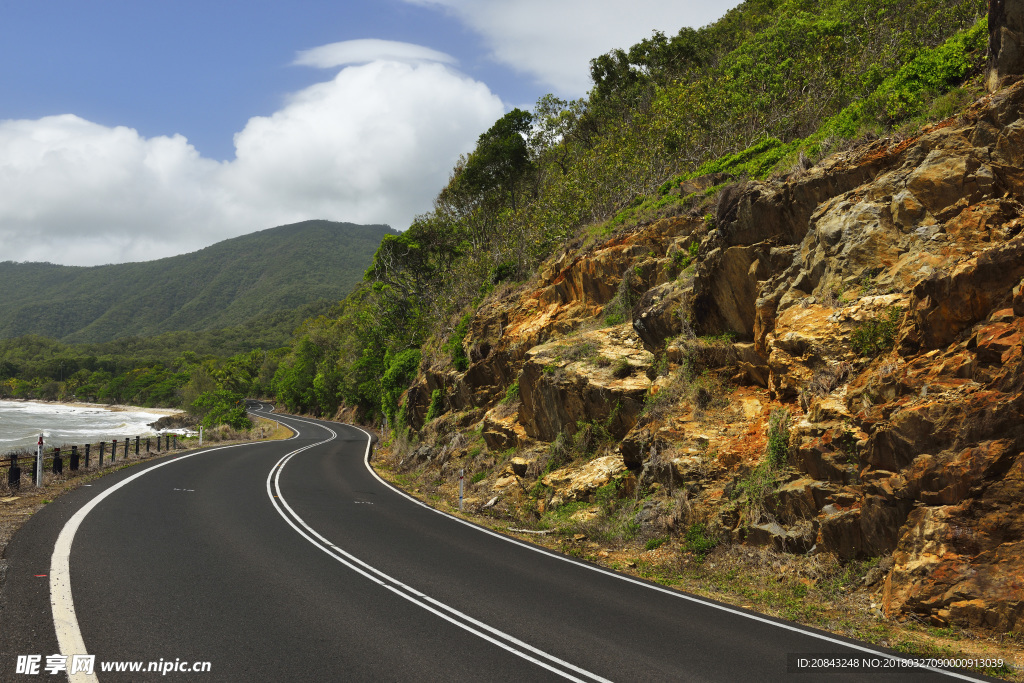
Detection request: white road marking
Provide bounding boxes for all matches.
[50,427,297,683]
[260,409,612,683]
[333,421,987,683]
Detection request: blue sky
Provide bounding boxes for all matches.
[0,0,740,265]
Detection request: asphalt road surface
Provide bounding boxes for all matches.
[0,403,999,681]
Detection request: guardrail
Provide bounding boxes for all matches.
[2,433,184,492]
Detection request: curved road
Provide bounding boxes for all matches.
[0,404,994,681]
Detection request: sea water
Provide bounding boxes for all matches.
[0,400,170,452]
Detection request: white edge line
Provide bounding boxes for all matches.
[333,420,989,683]
[52,418,297,683]
[257,409,612,683]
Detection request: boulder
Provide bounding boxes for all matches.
[542,455,627,507]
[518,326,652,441]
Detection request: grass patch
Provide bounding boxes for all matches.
[682,523,718,561]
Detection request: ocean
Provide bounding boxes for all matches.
[0,400,172,453]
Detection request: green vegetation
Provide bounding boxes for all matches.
[6,0,986,439]
[425,389,445,422]
[850,306,903,356]
[263,1,985,428]
[190,389,252,431]
[737,409,791,524]
[645,536,668,551]
[381,349,421,425]
[0,221,394,344]
[683,523,719,561]
[501,380,520,404]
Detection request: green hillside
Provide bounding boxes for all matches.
[265,0,989,419]
[0,220,397,343]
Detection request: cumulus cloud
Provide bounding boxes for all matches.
[0,41,504,266]
[405,0,742,96]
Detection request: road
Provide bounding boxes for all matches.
[0,404,997,681]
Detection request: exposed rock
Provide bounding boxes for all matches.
[396,79,1024,634]
[518,326,652,441]
[542,455,627,507]
[481,405,527,451]
[988,0,1024,91]
[745,520,815,554]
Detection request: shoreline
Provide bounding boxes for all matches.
[0,397,183,416]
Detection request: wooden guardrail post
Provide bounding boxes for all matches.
[52,447,63,475]
[85,443,91,468]
[70,445,79,471]
[135,436,140,455]
[123,438,129,459]
[99,441,105,467]
[7,454,20,490]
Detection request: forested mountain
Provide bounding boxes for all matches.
[0,220,396,343]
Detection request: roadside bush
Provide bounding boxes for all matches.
[381,349,421,426]
[190,389,252,430]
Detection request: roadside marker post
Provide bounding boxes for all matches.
[35,434,43,487]
[459,469,464,512]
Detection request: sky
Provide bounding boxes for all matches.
[0,0,741,266]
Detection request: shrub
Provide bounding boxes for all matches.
[850,306,902,356]
[501,380,520,404]
[603,270,636,326]
[443,313,472,371]
[766,408,791,468]
[737,408,790,523]
[645,537,667,550]
[380,349,421,425]
[611,358,633,379]
[425,388,444,422]
[190,389,253,431]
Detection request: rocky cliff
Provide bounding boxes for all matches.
[392,79,1024,635]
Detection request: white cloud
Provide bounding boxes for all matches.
[294,39,457,68]
[405,0,742,96]
[0,42,504,266]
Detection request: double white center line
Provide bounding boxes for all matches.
[264,417,612,683]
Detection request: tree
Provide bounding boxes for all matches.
[460,108,534,211]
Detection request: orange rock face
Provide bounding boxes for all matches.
[411,80,1024,632]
